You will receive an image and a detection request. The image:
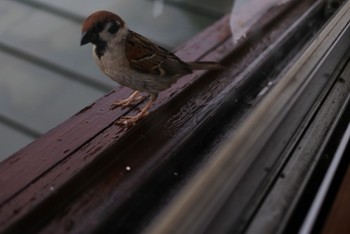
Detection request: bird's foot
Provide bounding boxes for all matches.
[110,91,146,110]
[113,93,157,128]
[114,111,149,127]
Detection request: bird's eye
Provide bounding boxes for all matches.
[108,22,119,34]
[95,22,104,31]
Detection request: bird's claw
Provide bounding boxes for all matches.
[110,93,146,110]
[114,112,149,127]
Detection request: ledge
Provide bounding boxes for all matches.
[0,0,340,233]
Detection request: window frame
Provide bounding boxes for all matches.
[1,0,348,233]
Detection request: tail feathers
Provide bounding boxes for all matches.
[187,61,224,71]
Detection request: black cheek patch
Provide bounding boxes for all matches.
[108,22,119,34]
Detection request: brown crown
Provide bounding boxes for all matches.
[81,10,125,32]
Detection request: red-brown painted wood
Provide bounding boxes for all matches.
[0,14,231,206]
[322,163,350,234]
[0,0,317,232]
[0,14,232,231]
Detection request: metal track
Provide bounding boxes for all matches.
[145,1,350,233]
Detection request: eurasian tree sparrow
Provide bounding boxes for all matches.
[81,11,222,126]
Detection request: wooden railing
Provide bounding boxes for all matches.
[0,0,349,233]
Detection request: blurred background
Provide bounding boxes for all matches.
[0,0,232,161]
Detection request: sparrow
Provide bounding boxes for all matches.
[80,10,222,126]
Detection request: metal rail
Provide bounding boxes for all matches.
[146,1,350,233]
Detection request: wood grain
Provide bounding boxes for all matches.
[0,0,315,232]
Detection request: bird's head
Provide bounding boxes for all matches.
[80,11,126,46]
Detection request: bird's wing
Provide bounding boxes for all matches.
[125,31,192,76]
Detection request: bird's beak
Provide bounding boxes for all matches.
[80,31,91,46]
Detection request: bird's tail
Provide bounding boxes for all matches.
[187,61,224,71]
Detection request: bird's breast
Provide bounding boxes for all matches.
[93,44,130,78]
[92,44,177,94]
